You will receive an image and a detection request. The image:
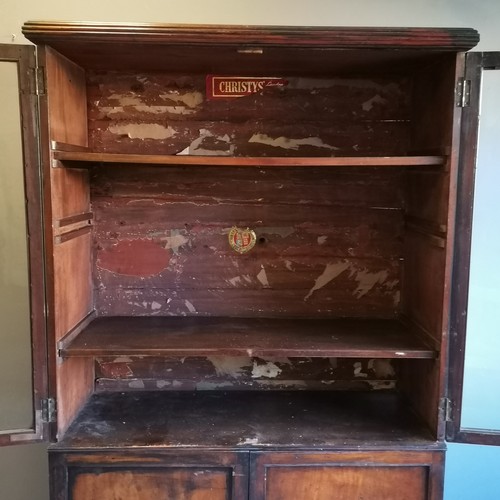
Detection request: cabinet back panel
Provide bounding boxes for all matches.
[91,166,403,318]
[94,356,397,392]
[87,72,411,157]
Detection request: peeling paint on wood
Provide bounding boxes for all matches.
[251,360,282,378]
[256,265,270,288]
[248,134,339,151]
[304,261,351,301]
[87,71,411,156]
[91,142,403,316]
[108,123,177,140]
[95,355,397,393]
[353,269,390,298]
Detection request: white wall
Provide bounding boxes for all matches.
[1,1,499,499]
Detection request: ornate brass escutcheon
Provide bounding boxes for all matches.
[228,226,257,254]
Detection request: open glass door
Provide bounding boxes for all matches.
[448,52,500,445]
[0,44,48,445]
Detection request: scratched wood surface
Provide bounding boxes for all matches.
[55,390,436,449]
[87,72,411,157]
[60,317,434,358]
[91,166,403,317]
[70,468,231,500]
[252,449,444,500]
[262,465,428,500]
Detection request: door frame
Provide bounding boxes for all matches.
[0,44,48,445]
[447,51,500,445]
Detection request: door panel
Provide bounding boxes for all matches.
[265,466,426,500]
[251,451,444,500]
[448,51,500,445]
[0,44,47,445]
[70,468,230,500]
[0,57,32,432]
[51,450,249,500]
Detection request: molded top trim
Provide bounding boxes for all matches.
[22,21,479,50]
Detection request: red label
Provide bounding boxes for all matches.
[207,76,288,99]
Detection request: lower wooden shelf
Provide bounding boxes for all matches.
[54,390,439,451]
[59,316,436,359]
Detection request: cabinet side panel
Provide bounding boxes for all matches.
[398,359,441,437]
[56,358,94,437]
[50,168,89,221]
[400,54,464,439]
[401,232,445,340]
[53,234,93,341]
[53,234,94,436]
[44,47,94,438]
[45,48,87,147]
[410,56,457,155]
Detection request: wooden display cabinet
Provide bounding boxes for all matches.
[1,22,499,500]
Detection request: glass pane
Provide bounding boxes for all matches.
[0,60,33,431]
[461,69,500,430]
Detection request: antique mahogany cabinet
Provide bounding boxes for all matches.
[1,21,500,500]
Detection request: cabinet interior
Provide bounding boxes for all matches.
[41,41,459,444]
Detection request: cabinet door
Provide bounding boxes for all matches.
[251,451,444,500]
[51,450,248,500]
[0,44,47,445]
[448,52,500,445]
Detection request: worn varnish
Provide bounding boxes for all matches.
[87,72,411,157]
[91,166,403,317]
[264,465,427,500]
[59,316,435,359]
[253,450,444,500]
[94,355,397,392]
[16,22,484,500]
[55,391,437,449]
[70,468,230,500]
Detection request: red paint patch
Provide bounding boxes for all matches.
[98,239,170,277]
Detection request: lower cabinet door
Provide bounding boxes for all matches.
[50,450,248,500]
[250,450,445,500]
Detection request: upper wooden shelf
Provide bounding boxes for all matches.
[59,316,436,359]
[52,150,445,168]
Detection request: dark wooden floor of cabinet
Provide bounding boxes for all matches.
[54,390,439,450]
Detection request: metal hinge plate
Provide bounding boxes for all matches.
[442,397,453,422]
[41,397,57,423]
[30,67,45,96]
[456,78,471,107]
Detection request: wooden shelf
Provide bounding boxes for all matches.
[54,390,439,450]
[52,149,445,168]
[59,316,436,359]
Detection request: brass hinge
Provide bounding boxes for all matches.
[41,397,57,423]
[456,78,471,107]
[442,397,453,422]
[30,67,46,96]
